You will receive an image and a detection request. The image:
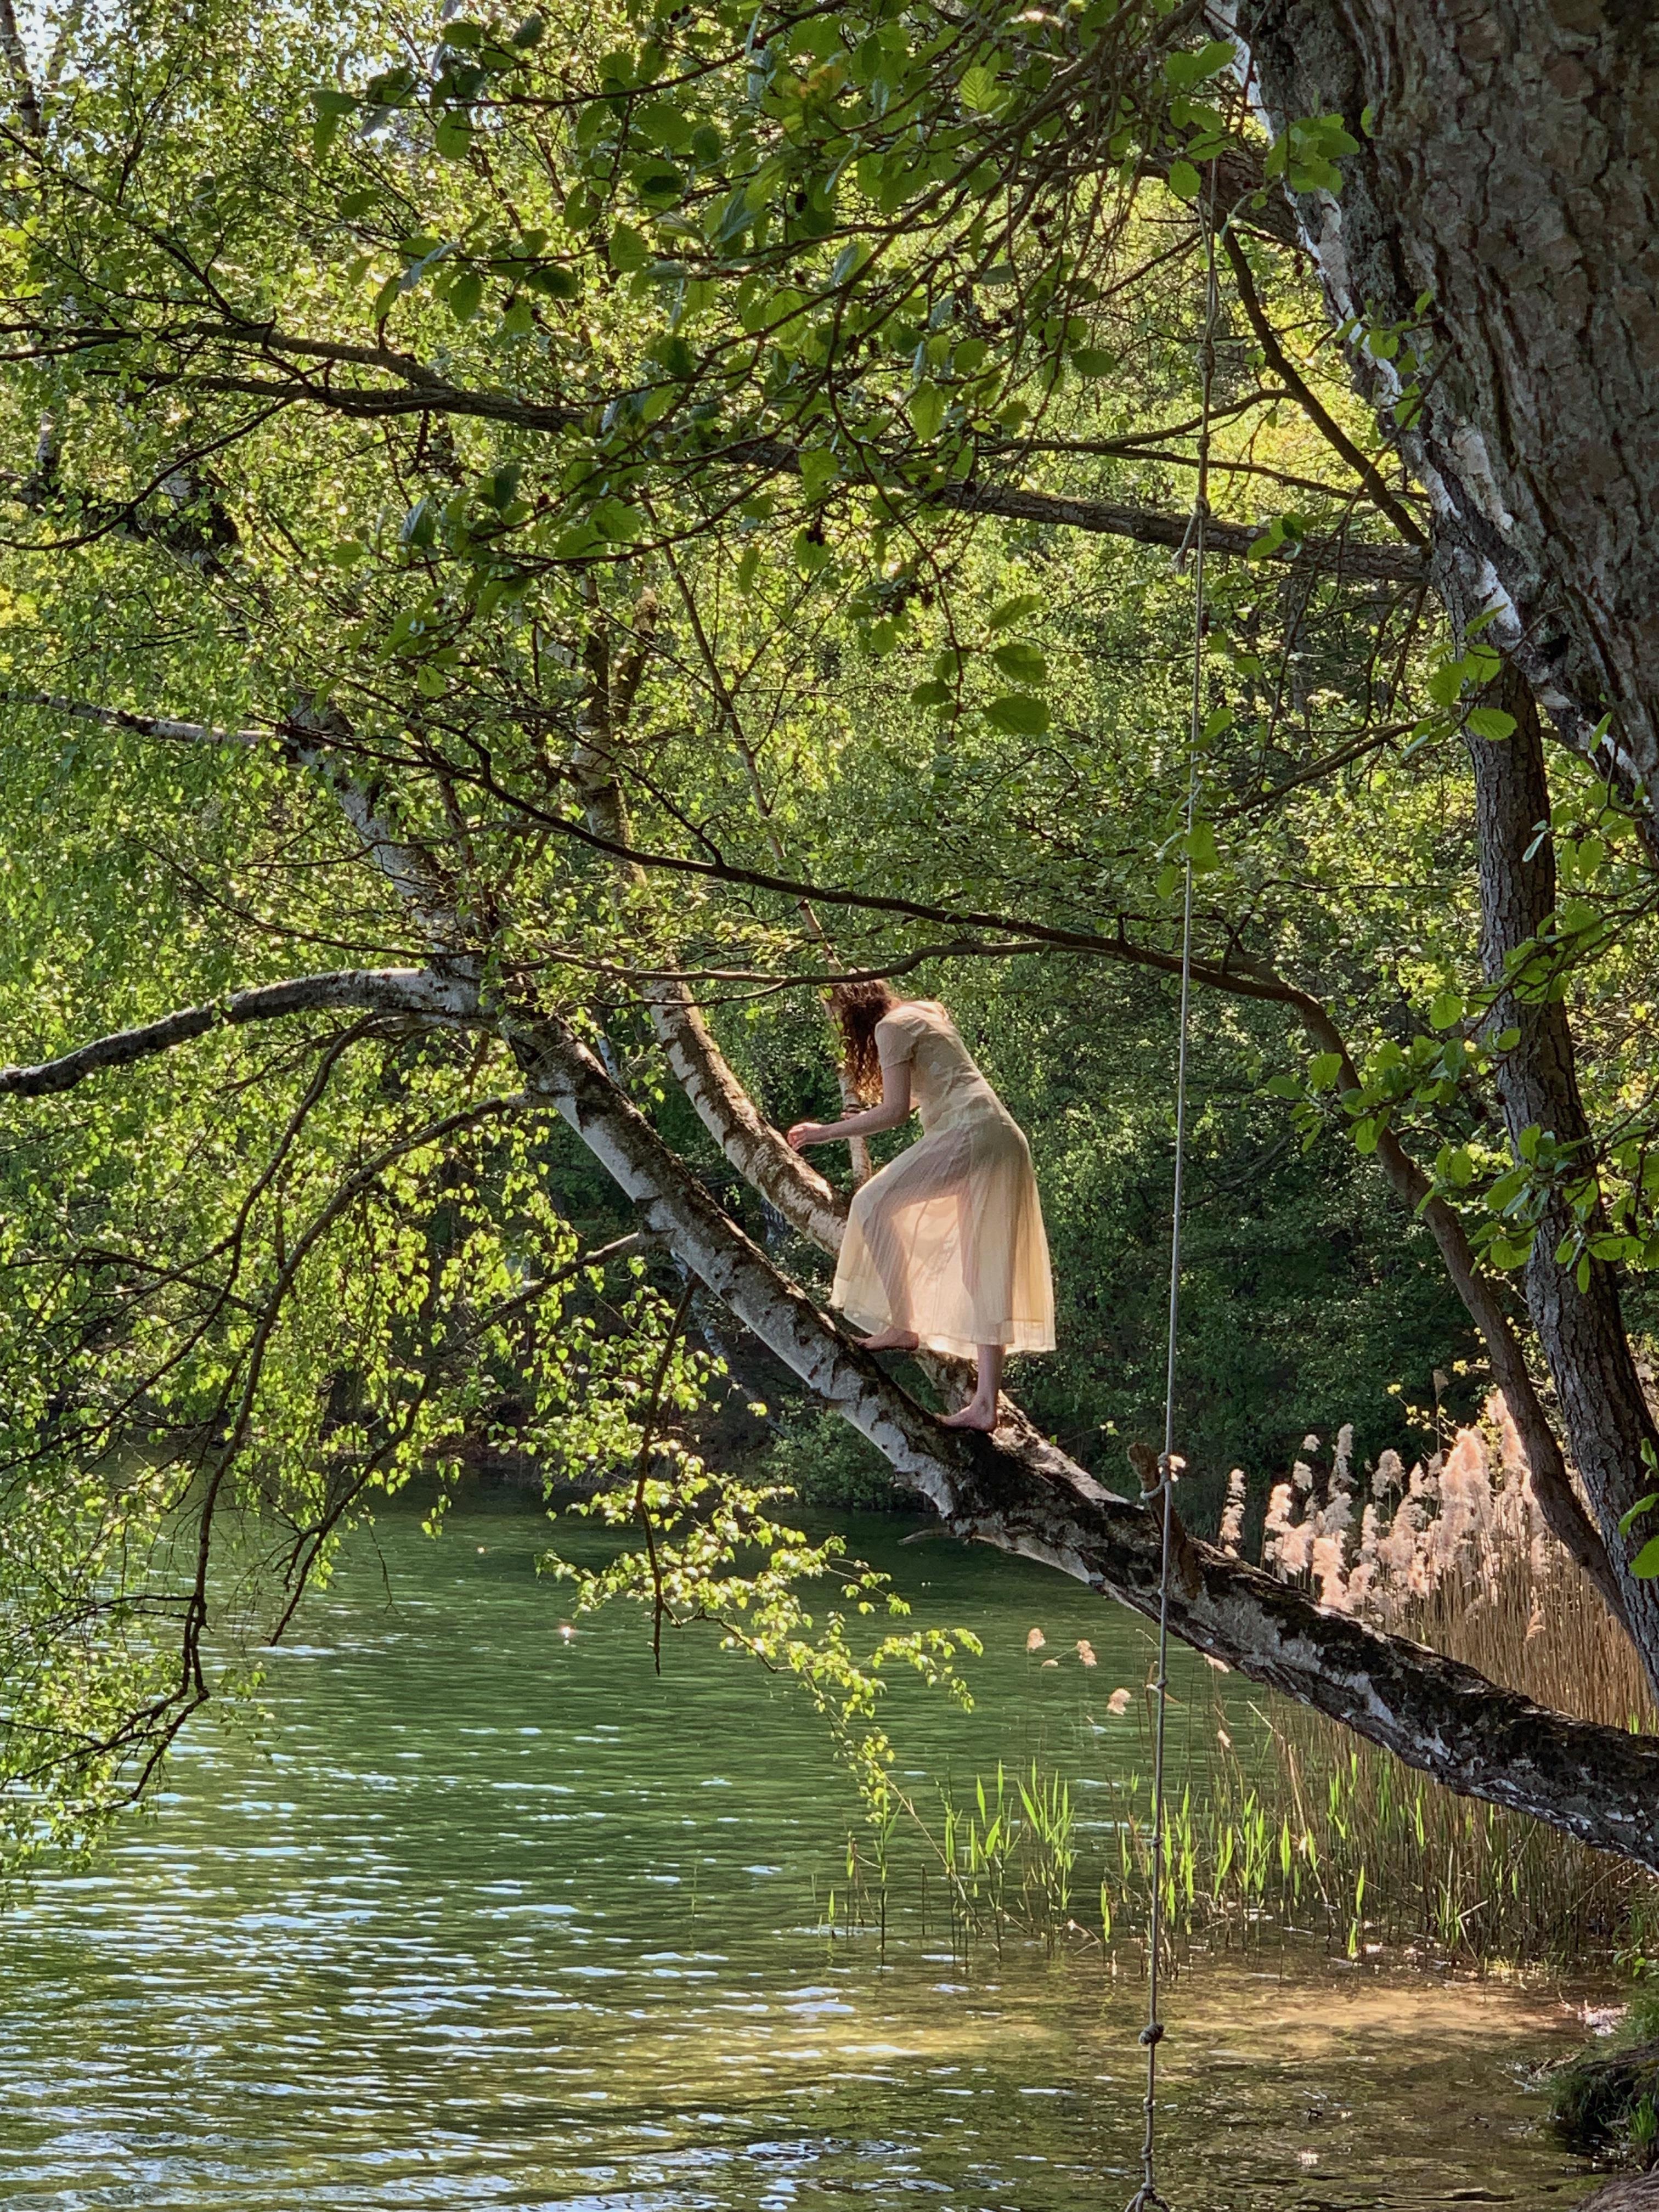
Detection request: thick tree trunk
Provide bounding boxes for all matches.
[1229,0,1659,1664]
[1469,670,1659,1656]
[1232,0,1659,822]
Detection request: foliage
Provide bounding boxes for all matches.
[548,1458,980,1805]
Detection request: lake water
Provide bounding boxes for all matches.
[0,1502,1612,2209]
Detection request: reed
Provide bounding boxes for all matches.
[837,1399,1659,1971]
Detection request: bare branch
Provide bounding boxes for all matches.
[1220,227,1427,549]
[515,996,1659,1870]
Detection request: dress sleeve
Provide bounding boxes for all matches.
[874,1006,920,1065]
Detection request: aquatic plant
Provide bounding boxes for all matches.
[842,1400,1658,1971]
[1108,1400,1658,1965]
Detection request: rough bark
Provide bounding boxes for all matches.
[1220,0,1659,1647]
[1469,669,1659,1655]
[1231,0,1659,820]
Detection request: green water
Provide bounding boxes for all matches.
[0,1503,1609,2209]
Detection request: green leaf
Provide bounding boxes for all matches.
[908,381,946,440]
[522,262,580,300]
[634,160,682,203]
[798,447,839,500]
[958,64,998,112]
[1307,1053,1343,1092]
[447,267,484,323]
[399,496,438,550]
[990,640,1047,686]
[1069,346,1116,377]
[608,222,650,274]
[984,693,1051,736]
[1165,40,1235,91]
[435,109,475,160]
[1465,706,1516,740]
[1618,1492,1659,1537]
[312,87,357,159]
[1166,160,1201,202]
[909,679,952,707]
[1488,1234,1534,1269]
[989,592,1043,631]
[1631,1535,1659,1579]
[1187,820,1220,874]
[1428,991,1463,1031]
[590,498,645,542]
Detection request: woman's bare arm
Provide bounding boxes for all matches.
[786,1048,913,1150]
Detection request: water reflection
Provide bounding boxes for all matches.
[0,1504,1606,2208]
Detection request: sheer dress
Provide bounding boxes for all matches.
[831,1000,1055,1361]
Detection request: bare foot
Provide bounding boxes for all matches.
[858,1328,920,1353]
[938,1398,1000,1432]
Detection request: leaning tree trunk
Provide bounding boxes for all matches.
[1469,668,1659,1656]
[506,994,1659,1867]
[1232,0,1659,826]
[1231,0,1659,1671]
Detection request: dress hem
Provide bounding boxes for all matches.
[836,1296,1054,1362]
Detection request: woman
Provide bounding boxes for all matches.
[787,980,1054,1432]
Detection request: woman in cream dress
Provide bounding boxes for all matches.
[787,981,1054,1431]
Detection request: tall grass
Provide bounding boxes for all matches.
[827,1399,1658,1971]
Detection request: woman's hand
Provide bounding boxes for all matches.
[787,1120,830,1152]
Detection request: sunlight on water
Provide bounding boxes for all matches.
[0,1503,1610,2208]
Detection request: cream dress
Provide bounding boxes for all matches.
[831,1000,1056,1361]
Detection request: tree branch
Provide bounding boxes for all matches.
[0,969,476,1097]
[110,352,1427,585]
[1221,227,1427,549]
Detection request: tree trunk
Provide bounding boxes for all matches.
[1469,668,1659,1658]
[1232,0,1659,825]
[1229,0,1659,1667]
[567,614,848,1254]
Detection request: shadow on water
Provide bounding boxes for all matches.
[0,1502,1614,2209]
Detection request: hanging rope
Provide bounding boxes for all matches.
[1127,165,1222,2212]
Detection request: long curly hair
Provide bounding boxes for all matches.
[828,979,898,1103]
